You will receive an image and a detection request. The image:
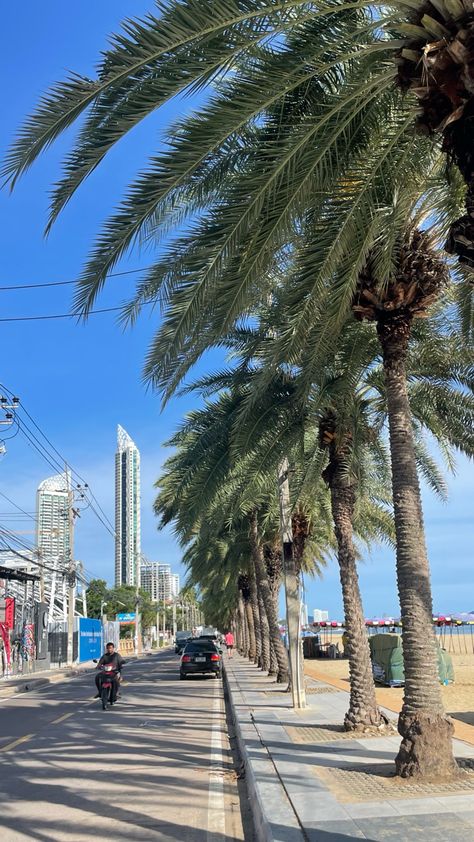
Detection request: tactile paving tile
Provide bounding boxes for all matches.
[263,685,339,696]
[285,723,396,742]
[313,761,474,802]
[305,685,339,694]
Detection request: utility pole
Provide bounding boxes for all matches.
[37,550,45,603]
[172,600,177,641]
[66,466,76,667]
[135,551,141,657]
[278,456,306,709]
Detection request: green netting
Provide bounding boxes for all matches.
[368,633,454,686]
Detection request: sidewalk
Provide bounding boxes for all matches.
[225,654,474,841]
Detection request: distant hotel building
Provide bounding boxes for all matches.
[141,562,180,603]
[115,425,141,586]
[36,471,71,563]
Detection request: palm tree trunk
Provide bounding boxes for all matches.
[249,564,262,666]
[244,596,256,663]
[379,316,456,778]
[238,592,248,657]
[266,547,283,678]
[269,636,279,677]
[258,589,271,673]
[250,514,289,683]
[327,466,386,730]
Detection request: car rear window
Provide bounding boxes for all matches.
[184,641,218,652]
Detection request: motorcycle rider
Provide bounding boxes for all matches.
[94,642,125,704]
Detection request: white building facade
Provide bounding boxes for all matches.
[313,609,329,623]
[36,471,71,563]
[141,562,180,603]
[115,425,141,587]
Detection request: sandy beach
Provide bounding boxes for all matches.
[304,632,474,726]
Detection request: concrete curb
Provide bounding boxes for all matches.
[224,662,306,842]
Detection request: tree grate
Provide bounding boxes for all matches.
[263,685,338,697]
[285,723,397,743]
[305,685,339,695]
[313,762,474,803]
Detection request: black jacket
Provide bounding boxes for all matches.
[98,652,125,671]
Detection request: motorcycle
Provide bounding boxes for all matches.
[94,661,120,710]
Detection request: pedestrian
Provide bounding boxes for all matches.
[224,630,234,658]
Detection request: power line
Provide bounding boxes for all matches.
[0,490,36,522]
[1,381,116,542]
[0,305,125,322]
[0,266,146,292]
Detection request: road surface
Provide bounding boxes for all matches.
[0,651,251,841]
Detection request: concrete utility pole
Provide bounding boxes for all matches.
[134,552,141,656]
[278,456,306,709]
[172,600,177,641]
[157,605,161,647]
[66,467,76,667]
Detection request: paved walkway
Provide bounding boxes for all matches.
[225,654,474,841]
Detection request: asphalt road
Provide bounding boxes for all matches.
[0,650,250,841]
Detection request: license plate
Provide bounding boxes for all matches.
[195,656,206,662]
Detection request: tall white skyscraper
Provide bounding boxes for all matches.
[115,425,141,586]
[36,471,71,563]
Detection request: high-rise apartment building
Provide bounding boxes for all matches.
[171,574,180,598]
[141,562,180,603]
[36,471,71,563]
[115,425,141,586]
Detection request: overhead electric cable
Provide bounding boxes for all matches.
[0,306,125,322]
[0,490,36,521]
[1,381,116,542]
[0,266,146,291]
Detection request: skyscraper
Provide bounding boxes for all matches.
[36,471,71,563]
[115,425,141,586]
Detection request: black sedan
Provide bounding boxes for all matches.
[180,639,222,679]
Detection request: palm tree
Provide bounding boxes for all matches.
[6,1,473,772]
[352,229,458,775]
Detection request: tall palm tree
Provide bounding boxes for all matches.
[6,0,473,773]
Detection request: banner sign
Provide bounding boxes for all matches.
[0,597,15,629]
[0,622,11,666]
[117,612,136,623]
[78,618,102,662]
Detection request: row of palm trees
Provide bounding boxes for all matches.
[4,0,474,780]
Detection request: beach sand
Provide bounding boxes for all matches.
[304,633,474,726]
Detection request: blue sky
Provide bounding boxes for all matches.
[0,2,472,618]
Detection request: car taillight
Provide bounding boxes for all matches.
[181,655,191,662]
[210,654,220,661]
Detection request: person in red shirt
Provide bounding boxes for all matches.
[224,630,234,657]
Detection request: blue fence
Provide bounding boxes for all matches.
[78,618,102,662]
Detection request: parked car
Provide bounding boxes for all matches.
[180,639,222,680]
[175,630,193,654]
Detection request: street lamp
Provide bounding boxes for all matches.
[100,601,108,621]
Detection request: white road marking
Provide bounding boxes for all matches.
[207,681,227,841]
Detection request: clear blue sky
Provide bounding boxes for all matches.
[0,2,472,617]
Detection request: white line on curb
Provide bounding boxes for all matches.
[207,680,226,841]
